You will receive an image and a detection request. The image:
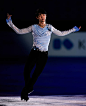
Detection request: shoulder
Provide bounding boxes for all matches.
[32,24,37,26]
[47,24,54,28]
[47,24,54,31]
[47,23,52,26]
[31,24,38,29]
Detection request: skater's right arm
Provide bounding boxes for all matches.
[6,13,32,34]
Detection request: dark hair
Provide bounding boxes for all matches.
[35,8,47,18]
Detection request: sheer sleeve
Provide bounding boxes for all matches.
[6,19,32,34]
[51,25,76,36]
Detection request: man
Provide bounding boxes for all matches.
[6,8,81,101]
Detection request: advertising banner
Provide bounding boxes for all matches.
[48,32,86,57]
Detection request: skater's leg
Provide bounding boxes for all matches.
[21,49,38,100]
[28,51,48,88]
[24,49,37,87]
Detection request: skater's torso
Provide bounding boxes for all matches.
[32,24,52,51]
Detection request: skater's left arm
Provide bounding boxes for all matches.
[51,25,81,36]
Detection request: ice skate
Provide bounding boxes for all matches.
[28,87,34,94]
[21,87,29,102]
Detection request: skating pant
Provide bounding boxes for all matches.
[24,48,48,90]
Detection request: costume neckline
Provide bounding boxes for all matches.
[37,24,48,29]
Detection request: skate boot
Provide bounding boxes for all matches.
[21,87,29,101]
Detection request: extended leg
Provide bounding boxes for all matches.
[27,51,48,89]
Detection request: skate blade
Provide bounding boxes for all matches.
[21,97,29,102]
[28,90,34,94]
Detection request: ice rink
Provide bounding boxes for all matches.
[0,95,86,106]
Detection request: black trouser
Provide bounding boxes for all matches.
[23,48,48,91]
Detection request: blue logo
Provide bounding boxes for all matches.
[53,39,73,50]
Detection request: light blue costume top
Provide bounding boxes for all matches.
[6,17,78,51]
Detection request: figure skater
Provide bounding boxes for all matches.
[6,8,81,101]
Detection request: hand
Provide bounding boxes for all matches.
[74,26,81,32]
[7,13,12,19]
[6,13,12,23]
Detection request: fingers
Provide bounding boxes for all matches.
[7,13,12,19]
[79,26,81,29]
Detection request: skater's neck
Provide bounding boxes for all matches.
[38,21,46,28]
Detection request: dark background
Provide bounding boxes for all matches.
[0,0,86,96]
[1,0,86,31]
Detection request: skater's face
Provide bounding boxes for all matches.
[36,13,47,22]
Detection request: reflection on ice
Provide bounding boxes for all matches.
[0,95,86,106]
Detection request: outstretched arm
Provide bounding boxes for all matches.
[6,13,32,34]
[51,25,81,36]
